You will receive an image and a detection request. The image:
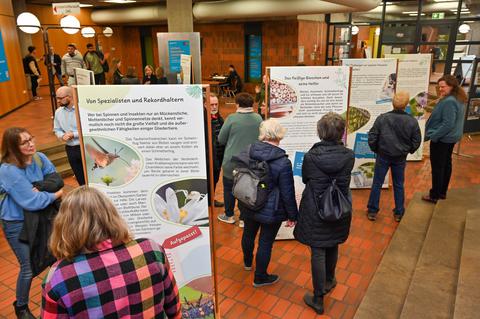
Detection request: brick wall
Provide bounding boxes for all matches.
[262,20,298,70]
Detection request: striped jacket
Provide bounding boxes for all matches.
[42,238,181,318]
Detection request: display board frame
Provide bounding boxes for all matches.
[73,84,219,318]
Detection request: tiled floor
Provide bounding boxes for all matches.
[0,87,479,318]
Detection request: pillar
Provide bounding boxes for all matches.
[166,0,193,32]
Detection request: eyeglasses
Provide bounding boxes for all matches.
[56,95,68,100]
[19,136,35,147]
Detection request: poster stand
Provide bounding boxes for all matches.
[74,84,220,318]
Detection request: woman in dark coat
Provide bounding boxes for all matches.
[294,112,354,314]
[238,119,298,288]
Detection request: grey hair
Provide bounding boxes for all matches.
[259,119,287,141]
[317,112,345,142]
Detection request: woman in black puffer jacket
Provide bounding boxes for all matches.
[238,119,298,288]
[294,113,354,314]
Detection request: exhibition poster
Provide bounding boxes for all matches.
[343,58,397,188]
[0,31,9,83]
[76,85,216,318]
[385,53,432,161]
[268,66,351,239]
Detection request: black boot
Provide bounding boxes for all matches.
[303,293,324,314]
[13,301,35,319]
[325,278,337,294]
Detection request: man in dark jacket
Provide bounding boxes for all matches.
[237,119,297,288]
[205,93,225,207]
[44,46,64,86]
[367,91,422,222]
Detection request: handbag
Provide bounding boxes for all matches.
[316,178,351,222]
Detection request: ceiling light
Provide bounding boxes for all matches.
[104,0,137,3]
[60,15,80,34]
[81,26,96,38]
[79,3,93,7]
[16,12,41,34]
[434,0,456,2]
[459,23,471,33]
[103,27,113,37]
[402,11,418,14]
[351,25,359,35]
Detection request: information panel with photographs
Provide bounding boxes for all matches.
[342,58,397,189]
[267,66,351,239]
[76,85,216,318]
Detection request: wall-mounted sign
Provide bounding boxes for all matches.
[247,35,262,82]
[0,31,10,83]
[432,12,445,19]
[167,40,191,74]
[52,2,80,15]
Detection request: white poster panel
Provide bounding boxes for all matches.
[180,54,192,84]
[74,68,94,85]
[76,85,216,318]
[385,53,432,161]
[343,58,397,188]
[268,66,351,239]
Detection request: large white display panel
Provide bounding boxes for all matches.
[76,85,216,318]
[342,58,398,188]
[385,53,432,161]
[268,66,351,239]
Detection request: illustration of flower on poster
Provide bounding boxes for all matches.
[267,66,351,239]
[342,59,397,188]
[76,84,215,318]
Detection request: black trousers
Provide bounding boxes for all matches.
[65,145,85,185]
[94,72,105,85]
[30,75,39,97]
[429,141,455,200]
[311,245,338,297]
[241,218,281,280]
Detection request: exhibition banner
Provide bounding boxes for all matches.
[0,31,9,83]
[385,53,432,160]
[343,58,397,188]
[268,66,351,239]
[76,85,216,318]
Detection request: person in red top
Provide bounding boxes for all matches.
[42,186,181,318]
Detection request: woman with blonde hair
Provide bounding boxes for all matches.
[42,186,181,318]
[0,127,63,319]
[237,119,298,288]
[142,64,157,84]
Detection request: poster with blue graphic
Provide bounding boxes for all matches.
[168,40,191,73]
[247,35,262,82]
[0,32,10,83]
[343,59,397,188]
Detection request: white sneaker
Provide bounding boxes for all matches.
[239,220,244,228]
[217,214,235,224]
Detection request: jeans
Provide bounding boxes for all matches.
[367,155,406,215]
[429,141,455,200]
[2,221,32,307]
[241,218,281,280]
[30,75,39,97]
[66,145,85,185]
[94,72,106,85]
[223,176,235,217]
[311,246,338,297]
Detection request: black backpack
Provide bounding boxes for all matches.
[23,56,31,74]
[231,145,272,211]
[315,178,351,222]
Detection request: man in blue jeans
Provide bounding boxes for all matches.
[366,91,421,222]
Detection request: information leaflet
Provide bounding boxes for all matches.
[385,53,432,161]
[343,58,397,188]
[76,85,216,318]
[268,66,351,239]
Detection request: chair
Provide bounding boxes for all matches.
[225,76,241,97]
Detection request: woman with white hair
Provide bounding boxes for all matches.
[237,119,298,288]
